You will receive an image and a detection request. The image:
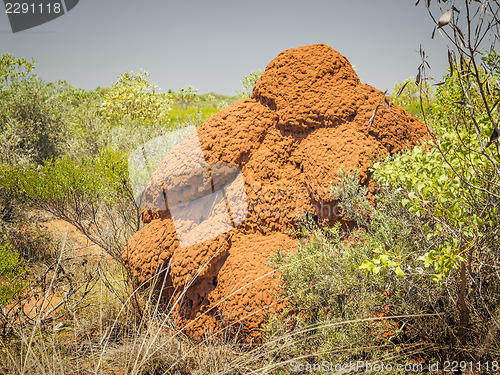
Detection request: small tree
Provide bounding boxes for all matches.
[0,56,73,165]
[0,148,140,261]
[173,85,199,110]
[236,69,262,98]
[0,54,35,87]
[100,70,171,127]
[363,0,500,357]
[0,241,27,306]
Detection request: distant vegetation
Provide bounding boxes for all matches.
[236,69,262,98]
[388,77,434,119]
[0,58,242,373]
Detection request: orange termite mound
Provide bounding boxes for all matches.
[122,44,427,342]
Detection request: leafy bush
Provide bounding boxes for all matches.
[0,54,35,86]
[267,170,500,369]
[236,69,262,98]
[167,105,220,126]
[0,77,73,165]
[0,147,140,260]
[0,242,27,306]
[267,211,398,368]
[267,212,446,370]
[100,70,171,127]
[367,52,500,358]
[373,58,500,283]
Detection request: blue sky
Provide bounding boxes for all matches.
[0,1,449,95]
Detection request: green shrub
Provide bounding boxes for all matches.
[0,54,35,86]
[0,77,72,165]
[373,64,500,283]
[0,54,107,164]
[236,69,262,98]
[267,220,391,368]
[0,147,139,260]
[100,70,171,127]
[365,53,500,360]
[1,147,126,206]
[0,242,28,306]
[266,169,499,370]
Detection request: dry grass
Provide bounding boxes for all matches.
[0,219,279,375]
[3,209,500,375]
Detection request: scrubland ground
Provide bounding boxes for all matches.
[0,215,272,375]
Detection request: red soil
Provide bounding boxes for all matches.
[122,43,427,342]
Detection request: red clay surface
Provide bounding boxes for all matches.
[122,43,427,341]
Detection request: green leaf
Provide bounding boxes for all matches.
[359,260,373,270]
[395,266,405,277]
[379,254,388,265]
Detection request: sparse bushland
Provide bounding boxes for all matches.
[0,55,248,374]
[265,178,463,373]
[0,227,264,375]
[4,1,500,372]
[0,147,139,261]
[265,2,500,371]
[0,59,235,263]
[167,87,238,126]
